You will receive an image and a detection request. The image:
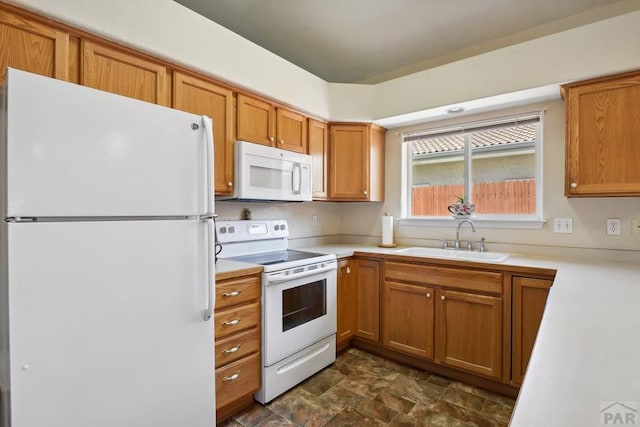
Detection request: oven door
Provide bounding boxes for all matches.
[263,262,337,366]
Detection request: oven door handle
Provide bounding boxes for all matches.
[265,262,336,284]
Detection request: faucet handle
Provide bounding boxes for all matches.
[479,237,486,252]
[465,241,473,251]
[442,239,449,249]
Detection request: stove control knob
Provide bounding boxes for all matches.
[274,224,280,230]
[280,224,286,230]
[228,226,235,233]
[219,226,227,234]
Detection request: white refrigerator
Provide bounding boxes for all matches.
[0,68,216,427]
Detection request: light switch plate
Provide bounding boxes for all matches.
[632,218,640,235]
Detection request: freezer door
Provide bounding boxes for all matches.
[4,69,212,217]
[5,221,215,427]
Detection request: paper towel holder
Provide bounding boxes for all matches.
[378,212,398,248]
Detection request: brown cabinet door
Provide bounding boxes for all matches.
[309,119,329,199]
[511,276,552,385]
[337,258,356,345]
[237,93,275,146]
[329,124,369,200]
[0,8,69,85]
[382,281,434,359]
[563,71,640,196]
[354,259,380,342]
[435,289,502,380]
[81,40,169,106]
[276,108,307,153]
[173,72,235,195]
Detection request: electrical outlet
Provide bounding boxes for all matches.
[312,215,318,226]
[607,218,621,235]
[553,218,573,233]
[632,218,640,235]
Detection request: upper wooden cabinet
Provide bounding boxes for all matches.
[562,70,640,197]
[237,94,308,153]
[308,119,329,199]
[0,8,70,85]
[329,123,385,201]
[173,72,235,195]
[81,40,169,106]
[237,94,275,146]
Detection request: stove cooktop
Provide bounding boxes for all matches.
[228,249,327,266]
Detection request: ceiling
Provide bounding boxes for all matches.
[173,0,634,84]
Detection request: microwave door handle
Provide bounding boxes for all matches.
[292,163,301,194]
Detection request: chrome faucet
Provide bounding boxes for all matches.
[455,219,476,249]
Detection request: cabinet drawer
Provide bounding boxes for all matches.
[385,261,503,295]
[215,275,261,310]
[215,327,260,368]
[215,352,260,409]
[214,301,260,339]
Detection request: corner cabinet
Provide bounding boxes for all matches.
[562,70,640,197]
[328,123,385,201]
[511,276,552,386]
[173,72,235,195]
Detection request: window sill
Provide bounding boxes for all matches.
[399,216,546,229]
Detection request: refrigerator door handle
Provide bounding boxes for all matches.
[202,115,214,215]
[203,215,215,321]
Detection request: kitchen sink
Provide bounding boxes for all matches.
[393,247,510,263]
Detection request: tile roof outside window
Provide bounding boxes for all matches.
[412,123,536,156]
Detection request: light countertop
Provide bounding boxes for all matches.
[297,244,640,426]
[215,243,640,426]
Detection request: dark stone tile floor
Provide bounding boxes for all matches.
[219,348,515,426]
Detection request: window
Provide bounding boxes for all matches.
[403,112,543,224]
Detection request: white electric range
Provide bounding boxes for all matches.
[215,219,337,403]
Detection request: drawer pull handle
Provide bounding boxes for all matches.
[223,318,241,326]
[222,345,241,354]
[223,371,240,381]
[222,290,241,297]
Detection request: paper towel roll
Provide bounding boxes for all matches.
[381,214,394,246]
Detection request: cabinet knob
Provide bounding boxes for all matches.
[441,295,445,301]
[222,318,241,326]
[222,371,240,382]
[426,292,431,298]
[227,181,233,187]
[280,139,284,145]
[222,345,241,354]
[222,290,241,297]
[346,266,351,274]
[363,190,368,195]
[269,136,275,142]
[570,182,577,188]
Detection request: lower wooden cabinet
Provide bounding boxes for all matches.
[511,276,552,385]
[337,258,356,346]
[214,270,261,423]
[435,288,503,380]
[382,280,434,359]
[354,258,380,342]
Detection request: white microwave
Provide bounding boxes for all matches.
[220,141,312,202]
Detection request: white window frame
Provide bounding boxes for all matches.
[400,111,546,229]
